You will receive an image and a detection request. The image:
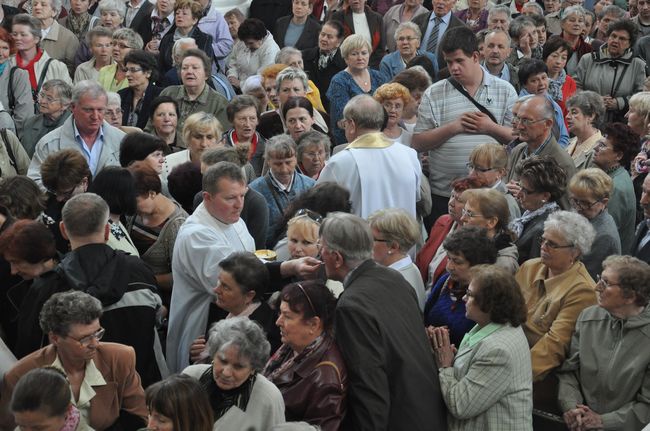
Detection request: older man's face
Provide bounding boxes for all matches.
[278,78,306,107]
[72,93,107,135]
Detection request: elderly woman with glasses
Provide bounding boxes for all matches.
[591,123,639,254]
[369,208,426,311]
[380,22,437,81]
[0,290,148,430]
[183,317,285,431]
[568,169,621,279]
[515,211,596,409]
[429,265,533,431]
[264,280,347,430]
[98,28,144,92]
[510,156,566,264]
[558,255,650,431]
[296,131,330,180]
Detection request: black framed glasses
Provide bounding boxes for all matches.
[294,208,323,224]
[466,162,495,173]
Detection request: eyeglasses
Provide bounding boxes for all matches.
[512,115,547,127]
[304,150,326,159]
[106,108,122,117]
[596,274,621,289]
[296,282,317,315]
[111,41,131,49]
[517,182,538,196]
[45,184,79,200]
[67,327,105,347]
[124,67,143,73]
[37,92,60,104]
[294,208,323,224]
[570,197,601,211]
[538,235,574,249]
[462,208,484,218]
[608,33,630,42]
[466,162,495,173]
[396,36,418,42]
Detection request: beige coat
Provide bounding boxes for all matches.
[41,20,79,77]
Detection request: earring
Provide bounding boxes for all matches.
[541,199,546,203]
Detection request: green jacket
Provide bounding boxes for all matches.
[558,305,650,430]
[148,84,230,149]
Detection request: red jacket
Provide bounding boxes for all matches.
[415,215,455,284]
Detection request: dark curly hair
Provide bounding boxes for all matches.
[601,123,640,168]
[272,182,352,246]
[277,280,337,331]
[606,19,639,47]
[542,35,572,61]
[443,226,497,266]
[470,265,527,326]
[238,18,267,41]
[515,155,567,203]
[602,255,650,307]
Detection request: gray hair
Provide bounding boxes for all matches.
[39,290,103,336]
[72,80,107,105]
[523,1,544,15]
[509,15,536,40]
[172,37,197,66]
[112,27,144,50]
[485,28,512,46]
[203,161,246,195]
[264,134,297,160]
[106,91,121,107]
[561,5,586,21]
[42,79,72,106]
[543,210,595,256]
[319,212,373,263]
[276,46,302,65]
[368,208,421,253]
[296,131,330,161]
[394,21,422,42]
[275,67,308,94]
[207,317,270,371]
[566,91,605,126]
[488,5,511,24]
[599,4,625,19]
[61,193,110,238]
[87,26,114,44]
[98,0,127,18]
[46,0,63,15]
[343,94,384,130]
[11,14,41,41]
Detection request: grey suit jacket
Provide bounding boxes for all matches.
[412,12,467,69]
[439,324,533,430]
[27,116,124,186]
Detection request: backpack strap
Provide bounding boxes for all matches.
[7,66,17,112]
[32,58,53,103]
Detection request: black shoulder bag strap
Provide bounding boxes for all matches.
[447,77,498,124]
[7,66,17,112]
[32,58,53,103]
[1,128,17,171]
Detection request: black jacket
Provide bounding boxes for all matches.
[127,0,154,33]
[158,25,214,74]
[15,244,164,387]
[335,260,447,430]
[273,15,321,50]
[249,0,292,36]
[302,47,346,112]
[634,220,650,264]
[118,83,163,129]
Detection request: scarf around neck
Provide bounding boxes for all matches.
[548,69,566,102]
[60,404,81,431]
[263,335,325,381]
[509,201,560,238]
[66,12,91,38]
[199,364,256,419]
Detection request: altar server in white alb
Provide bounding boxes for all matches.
[317,94,421,219]
[166,161,254,373]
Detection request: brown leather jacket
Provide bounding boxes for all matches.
[267,335,348,431]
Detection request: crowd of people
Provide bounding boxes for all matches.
[1,0,650,429]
